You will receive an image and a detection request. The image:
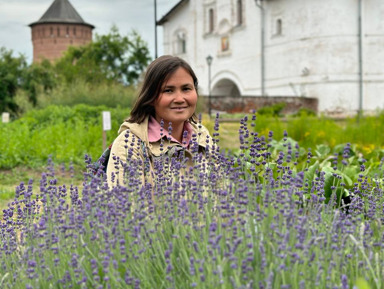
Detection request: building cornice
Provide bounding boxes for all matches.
[157,0,189,26]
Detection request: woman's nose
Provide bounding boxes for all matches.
[174,91,184,102]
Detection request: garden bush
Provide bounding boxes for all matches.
[247,113,384,154]
[35,80,138,109]
[1,115,384,288]
[0,104,130,169]
[256,102,287,117]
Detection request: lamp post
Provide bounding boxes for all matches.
[154,0,158,58]
[206,55,213,117]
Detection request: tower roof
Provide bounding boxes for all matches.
[29,0,94,28]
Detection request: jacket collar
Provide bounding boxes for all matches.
[117,115,211,157]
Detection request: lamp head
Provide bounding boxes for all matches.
[206,55,213,65]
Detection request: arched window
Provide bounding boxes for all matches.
[276,19,282,35]
[73,27,76,36]
[237,0,243,26]
[209,8,214,33]
[50,27,54,36]
[57,27,60,36]
[177,32,186,54]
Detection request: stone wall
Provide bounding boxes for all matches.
[207,96,319,115]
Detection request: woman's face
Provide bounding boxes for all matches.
[154,67,198,127]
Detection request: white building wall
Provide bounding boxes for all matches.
[363,1,384,113]
[161,0,262,97]
[265,0,362,113]
[159,0,384,115]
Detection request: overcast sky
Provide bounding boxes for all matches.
[0,0,180,63]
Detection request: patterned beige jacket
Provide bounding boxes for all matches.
[106,116,212,188]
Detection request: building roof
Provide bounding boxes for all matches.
[29,0,94,28]
[157,0,189,26]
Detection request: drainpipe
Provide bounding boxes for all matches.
[254,0,266,97]
[357,0,363,120]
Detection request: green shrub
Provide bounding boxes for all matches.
[257,102,287,117]
[292,107,317,117]
[36,80,137,109]
[0,104,130,169]
[250,112,384,155]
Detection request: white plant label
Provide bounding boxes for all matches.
[102,111,111,131]
[2,112,9,123]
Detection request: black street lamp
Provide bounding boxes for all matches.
[154,0,158,58]
[206,55,213,117]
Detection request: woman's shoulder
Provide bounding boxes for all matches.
[189,121,213,149]
[189,121,211,137]
[117,117,149,140]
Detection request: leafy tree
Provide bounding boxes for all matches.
[0,47,27,114]
[56,26,152,85]
[0,48,56,114]
[0,27,151,115]
[23,59,56,106]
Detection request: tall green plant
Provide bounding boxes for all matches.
[250,113,384,152]
[36,80,137,109]
[0,104,130,169]
[0,47,28,115]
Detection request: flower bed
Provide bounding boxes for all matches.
[1,116,383,289]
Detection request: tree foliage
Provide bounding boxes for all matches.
[0,48,56,115]
[0,47,27,114]
[24,60,56,106]
[0,27,151,115]
[55,26,151,85]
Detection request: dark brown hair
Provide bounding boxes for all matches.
[128,55,199,124]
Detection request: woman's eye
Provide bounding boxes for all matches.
[163,89,173,93]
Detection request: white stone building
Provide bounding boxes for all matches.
[157,0,384,115]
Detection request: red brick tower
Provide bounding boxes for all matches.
[29,0,94,62]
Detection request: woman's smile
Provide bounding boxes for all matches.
[171,106,188,111]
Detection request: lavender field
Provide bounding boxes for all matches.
[1,115,383,289]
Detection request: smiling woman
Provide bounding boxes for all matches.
[153,66,198,142]
[106,55,212,188]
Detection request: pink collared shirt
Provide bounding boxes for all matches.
[147,116,193,148]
